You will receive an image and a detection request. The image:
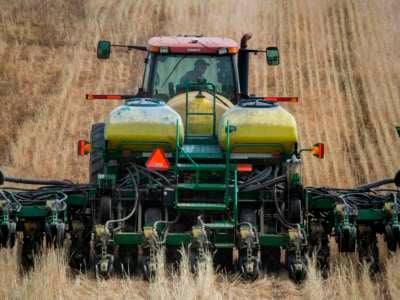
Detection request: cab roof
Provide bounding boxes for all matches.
[147,35,238,54]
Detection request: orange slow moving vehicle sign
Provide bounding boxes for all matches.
[145,148,170,171]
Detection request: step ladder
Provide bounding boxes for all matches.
[173,81,237,213]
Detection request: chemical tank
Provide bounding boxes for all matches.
[168,91,233,136]
[218,100,298,154]
[105,99,184,151]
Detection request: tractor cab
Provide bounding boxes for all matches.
[143,36,239,102]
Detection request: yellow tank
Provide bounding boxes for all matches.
[105,99,184,151]
[168,91,233,136]
[218,104,298,154]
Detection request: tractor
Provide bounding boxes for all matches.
[0,34,399,283]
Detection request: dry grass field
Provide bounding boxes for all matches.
[0,0,399,299]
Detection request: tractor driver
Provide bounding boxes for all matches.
[179,59,209,86]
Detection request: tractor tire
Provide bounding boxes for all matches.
[89,123,105,184]
[385,225,397,252]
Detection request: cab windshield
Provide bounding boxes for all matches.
[151,54,236,100]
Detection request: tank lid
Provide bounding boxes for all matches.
[238,99,277,108]
[126,98,165,106]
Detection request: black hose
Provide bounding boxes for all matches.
[242,175,287,192]
[238,167,272,189]
[134,164,170,185]
[355,178,394,191]
[4,176,73,186]
[105,168,139,235]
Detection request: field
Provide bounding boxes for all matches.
[0,0,399,299]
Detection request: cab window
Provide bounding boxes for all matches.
[152,54,235,100]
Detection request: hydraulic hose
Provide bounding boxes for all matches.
[105,168,139,235]
[154,213,181,245]
[272,185,297,229]
[355,178,394,191]
[3,176,73,186]
[242,175,287,192]
[238,167,273,190]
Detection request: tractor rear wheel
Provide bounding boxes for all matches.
[89,123,105,184]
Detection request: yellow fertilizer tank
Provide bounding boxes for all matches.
[105,99,184,151]
[218,102,298,154]
[168,91,233,136]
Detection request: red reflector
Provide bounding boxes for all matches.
[77,140,91,156]
[311,143,325,159]
[237,164,252,172]
[263,97,299,103]
[146,148,170,171]
[78,140,85,156]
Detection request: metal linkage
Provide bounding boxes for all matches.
[238,222,260,280]
[189,217,211,274]
[287,227,307,283]
[305,177,400,274]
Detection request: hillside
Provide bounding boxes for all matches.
[0,0,399,299]
[1,0,399,187]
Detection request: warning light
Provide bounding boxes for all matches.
[77,140,91,156]
[237,164,253,172]
[311,143,324,159]
[145,148,170,171]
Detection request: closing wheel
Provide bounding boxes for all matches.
[56,223,65,248]
[288,199,302,224]
[337,227,356,253]
[385,225,397,252]
[0,223,16,248]
[95,255,114,280]
[98,196,113,224]
[288,259,307,283]
[358,226,379,273]
[0,225,5,247]
[337,228,347,252]
[7,222,16,248]
[142,256,156,281]
[239,255,261,281]
[189,247,204,274]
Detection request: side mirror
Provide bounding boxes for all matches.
[396,126,400,137]
[97,40,111,59]
[395,170,400,188]
[311,143,324,159]
[0,169,4,185]
[266,47,279,65]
